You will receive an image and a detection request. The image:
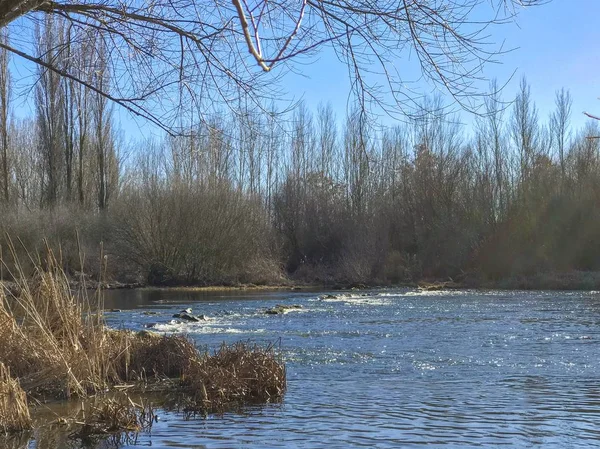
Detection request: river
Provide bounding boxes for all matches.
[17,288,600,447]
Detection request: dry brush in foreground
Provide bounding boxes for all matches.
[0,247,286,435]
[0,362,31,433]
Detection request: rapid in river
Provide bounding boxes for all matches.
[17,288,600,448]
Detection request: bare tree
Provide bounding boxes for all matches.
[343,110,370,216]
[478,79,508,218]
[91,40,117,211]
[0,27,8,204]
[263,107,283,211]
[511,77,539,187]
[0,0,545,131]
[61,30,76,202]
[550,88,572,186]
[316,103,338,181]
[35,15,66,207]
[74,35,93,207]
[10,118,40,208]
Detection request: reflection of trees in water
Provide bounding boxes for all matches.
[1,392,155,449]
[0,433,30,449]
[0,425,140,449]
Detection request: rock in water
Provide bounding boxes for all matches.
[321,294,337,300]
[172,312,203,322]
[265,304,303,315]
[265,308,281,315]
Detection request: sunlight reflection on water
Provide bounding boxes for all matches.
[13,288,600,448]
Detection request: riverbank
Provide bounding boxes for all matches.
[469,271,600,291]
[132,270,600,293]
[0,251,286,436]
[5,269,600,303]
[84,271,600,293]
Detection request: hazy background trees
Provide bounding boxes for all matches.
[1,15,600,286]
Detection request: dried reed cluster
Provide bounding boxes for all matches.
[73,397,156,437]
[0,248,118,399]
[0,362,31,433]
[0,245,286,434]
[183,342,286,412]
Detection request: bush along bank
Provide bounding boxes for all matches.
[0,249,286,436]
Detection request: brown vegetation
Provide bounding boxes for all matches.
[0,249,286,434]
[72,397,156,438]
[0,23,599,290]
[0,362,31,433]
[109,331,199,381]
[182,342,286,413]
[0,247,116,399]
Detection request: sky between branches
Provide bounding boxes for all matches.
[7,0,600,140]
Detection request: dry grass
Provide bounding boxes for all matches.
[109,331,199,381]
[72,397,155,438]
[0,242,199,398]
[0,362,32,433]
[0,243,287,433]
[0,244,115,398]
[181,342,286,413]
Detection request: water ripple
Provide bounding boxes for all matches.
[88,289,600,448]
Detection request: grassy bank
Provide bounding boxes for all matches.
[0,249,286,436]
[469,271,600,291]
[409,271,600,291]
[102,271,600,294]
[136,283,309,292]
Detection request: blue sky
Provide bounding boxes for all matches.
[9,1,600,139]
[485,0,600,131]
[283,0,600,133]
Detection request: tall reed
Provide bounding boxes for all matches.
[0,239,286,433]
[0,239,115,398]
[0,362,31,433]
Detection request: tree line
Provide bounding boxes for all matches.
[1,20,599,286]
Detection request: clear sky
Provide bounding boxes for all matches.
[9,0,600,140]
[282,0,600,133]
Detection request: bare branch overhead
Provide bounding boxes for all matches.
[1,0,547,133]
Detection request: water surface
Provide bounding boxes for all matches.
[24,288,600,447]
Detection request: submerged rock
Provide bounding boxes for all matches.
[137,330,160,339]
[417,281,461,291]
[172,312,207,322]
[265,304,302,315]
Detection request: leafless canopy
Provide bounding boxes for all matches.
[1,0,544,132]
